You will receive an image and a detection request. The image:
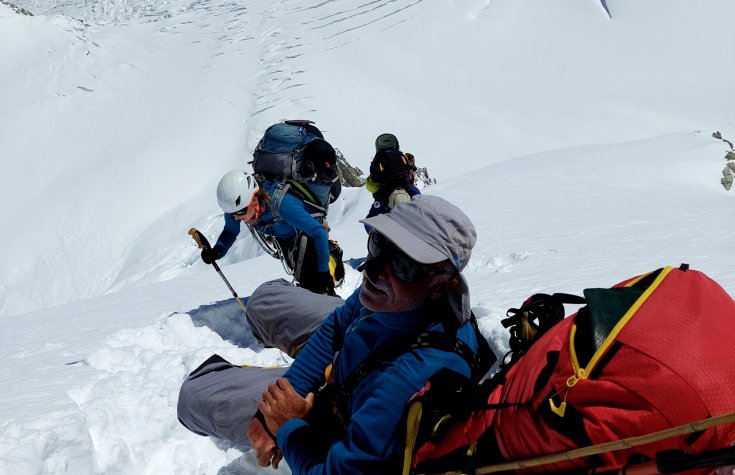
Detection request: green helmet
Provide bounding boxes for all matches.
[375,133,400,153]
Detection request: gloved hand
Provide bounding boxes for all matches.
[302,271,335,296]
[201,247,222,265]
[318,271,336,296]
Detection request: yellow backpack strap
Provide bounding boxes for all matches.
[403,400,425,475]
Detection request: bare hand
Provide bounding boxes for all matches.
[258,378,315,436]
[247,416,283,468]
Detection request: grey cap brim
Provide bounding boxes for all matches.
[360,213,447,265]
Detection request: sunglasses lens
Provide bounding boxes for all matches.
[233,195,260,221]
[367,232,382,258]
[390,253,423,283]
[366,233,426,283]
[232,206,252,220]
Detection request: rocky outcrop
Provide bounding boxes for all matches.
[336,148,365,187]
[414,167,436,188]
[713,131,734,151]
[334,148,437,189]
[722,168,733,191]
[714,131,735,191]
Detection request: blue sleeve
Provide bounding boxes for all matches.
[278,324,478,475]
[407,185,421,197]
[284,289,363,396]
[278,193,330,273]
[214,213,241,256]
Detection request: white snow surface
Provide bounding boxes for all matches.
[0,0,734,473]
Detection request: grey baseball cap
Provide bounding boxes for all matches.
[360,194,477,322]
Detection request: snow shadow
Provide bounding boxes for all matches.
[186,298,262,350]
[344,256,365,270]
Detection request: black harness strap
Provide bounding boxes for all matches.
[338,331,479,398]
[311,312,494,440]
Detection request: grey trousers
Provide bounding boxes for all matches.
[245,278,344,358]
[177,279,344,444]
[177,354,287,446]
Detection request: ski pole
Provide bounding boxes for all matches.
[189,228,247,313]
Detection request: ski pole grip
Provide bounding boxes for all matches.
[188,228,211,250]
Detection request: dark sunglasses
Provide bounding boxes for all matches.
[230,195,260,221]
[365,232,455,283]
[232,207,253,216]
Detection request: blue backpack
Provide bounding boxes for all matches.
[251,120,340,208]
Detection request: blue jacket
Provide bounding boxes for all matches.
[213,180,330,273]
[364,184,421,233]
[278,287,480,474]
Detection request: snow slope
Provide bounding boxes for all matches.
[1,131,733,474]
[0,0,734,473]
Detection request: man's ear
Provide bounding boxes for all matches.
[427,274,458,300]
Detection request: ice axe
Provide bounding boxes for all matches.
[189,228,247,313]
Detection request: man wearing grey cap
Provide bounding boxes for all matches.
[247,195,491,474]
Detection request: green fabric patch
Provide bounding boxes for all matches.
[574,287,645,368]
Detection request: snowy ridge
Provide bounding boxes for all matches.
[244,0,437,143]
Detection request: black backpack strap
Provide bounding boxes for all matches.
[311,331,476,438]
[309,306,496,442]
[327,313,494,425]
[338,331,479,399]
[329,310,494,392]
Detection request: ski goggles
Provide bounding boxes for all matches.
[231,194,260,223]
[365,231,455,283]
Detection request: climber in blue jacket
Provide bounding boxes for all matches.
[248,195,485,474]
[204,170,334,296]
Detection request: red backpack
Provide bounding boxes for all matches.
[411,265,735,474]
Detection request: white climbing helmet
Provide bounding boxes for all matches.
[216,170,259,214]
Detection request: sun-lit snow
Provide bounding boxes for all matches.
[1,0,734,473]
